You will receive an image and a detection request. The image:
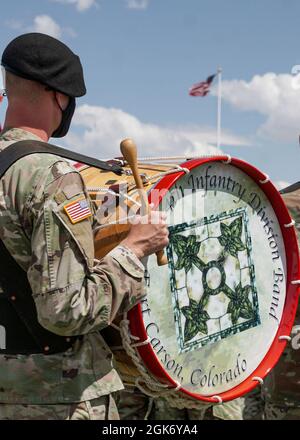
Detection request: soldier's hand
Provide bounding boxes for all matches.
[121,209,169,259]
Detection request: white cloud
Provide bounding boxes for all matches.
[126,0,150,10]
[64,27,78,38]
[212,73,300,142]
[274,180,291,191]
[5,19,23,30]
[6,15,76,40]
[63,104,249,159]
[31,15,62,39]
[51,0,98,12]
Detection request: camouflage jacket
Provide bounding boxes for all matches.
[0,128,146,404]
[262,189,300,408]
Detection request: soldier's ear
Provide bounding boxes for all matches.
[55,92,70,112]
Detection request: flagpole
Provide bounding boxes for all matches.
[217,66,222,149]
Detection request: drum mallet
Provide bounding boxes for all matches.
[120,138,168,266]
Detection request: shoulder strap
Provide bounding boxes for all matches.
[0,139,123,178]
[0,239,78,354]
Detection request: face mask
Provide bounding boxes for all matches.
[52,96,76,138]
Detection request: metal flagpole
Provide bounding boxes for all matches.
[217,67,222,149]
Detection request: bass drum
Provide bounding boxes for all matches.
[78,156,300,404]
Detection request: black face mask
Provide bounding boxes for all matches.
[52,96,76,138]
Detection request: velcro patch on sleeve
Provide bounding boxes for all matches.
[64,197,92,224]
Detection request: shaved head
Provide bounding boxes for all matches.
[5,71,45,104]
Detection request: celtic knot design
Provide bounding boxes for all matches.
[167,208,260,352]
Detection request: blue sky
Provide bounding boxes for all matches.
[1,0,300,186]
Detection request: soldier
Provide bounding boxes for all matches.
[261,188,300,420]
[0,33,169,420]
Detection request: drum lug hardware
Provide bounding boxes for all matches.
[180,167,190,174]
[279,335,292,342]
[108,158,126,167]
[284,219,296,228]
[222,154,231,164]
[259,174,270,184]
[252,376,264,385]
[140,174,149,185]
[124,169,149,185]
[212,395,223,404]
[174,382,181,391]
[129,173,149,185]
[124,169,133,176]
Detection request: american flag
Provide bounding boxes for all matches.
[189,74,216,97]
[64,198,92,224]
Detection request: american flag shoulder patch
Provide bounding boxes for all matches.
[64,197,92,224]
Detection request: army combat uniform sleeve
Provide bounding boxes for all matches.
[27,159,146,336]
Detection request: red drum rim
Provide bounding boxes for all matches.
[128,156,300,403]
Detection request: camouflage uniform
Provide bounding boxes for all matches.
[0,395,120,420]
[151,397,245,420]
[242,387,264,420]
[118,389,245,420]
[261,189,300,420]
[0,128,146,420]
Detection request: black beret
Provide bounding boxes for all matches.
[1,33,86,97]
